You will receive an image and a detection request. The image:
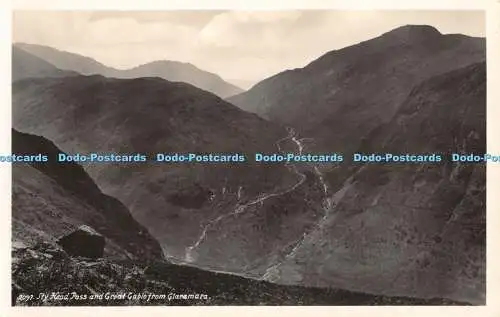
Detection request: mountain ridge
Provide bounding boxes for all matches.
[14,42,243,98]
[228,24,485,155]
[12,46,79,81]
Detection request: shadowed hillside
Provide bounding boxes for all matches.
[12,129,163,261]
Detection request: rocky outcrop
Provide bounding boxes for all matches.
[57,225,105,259]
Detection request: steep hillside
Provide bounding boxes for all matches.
[228,25,485,153]
[10,130,466,306]
[12,129,163,261]
[14,43,243,98]
[12,75,331,271]
[12,46,78,81]
[262,62,486,304]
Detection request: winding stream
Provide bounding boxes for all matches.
[183,126,337,283]
[184,127,307,263]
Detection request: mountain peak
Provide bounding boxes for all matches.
[139,60,193,67]
[133,60,202,73]
[382,24,442,42]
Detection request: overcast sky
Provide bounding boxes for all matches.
[13,10,485,86]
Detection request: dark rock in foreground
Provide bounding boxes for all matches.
[57,225,105,259]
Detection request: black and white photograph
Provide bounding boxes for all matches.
[9,9,486,306]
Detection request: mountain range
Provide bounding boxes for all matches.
[263,61,486,303]
[11,24,486,305]
[228,25,485,154]
[13,43,243,98]
[226,26,486,304]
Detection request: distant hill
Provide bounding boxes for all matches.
[12,46,79,81]
[117,60,244,98]
[226,79,256,90]
[14,43,244,98]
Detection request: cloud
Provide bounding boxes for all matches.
[88,11,224,27]
[12,10,485,81]
[86,17,198,45]
[198,11,308,49]
[13,11,93,46]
